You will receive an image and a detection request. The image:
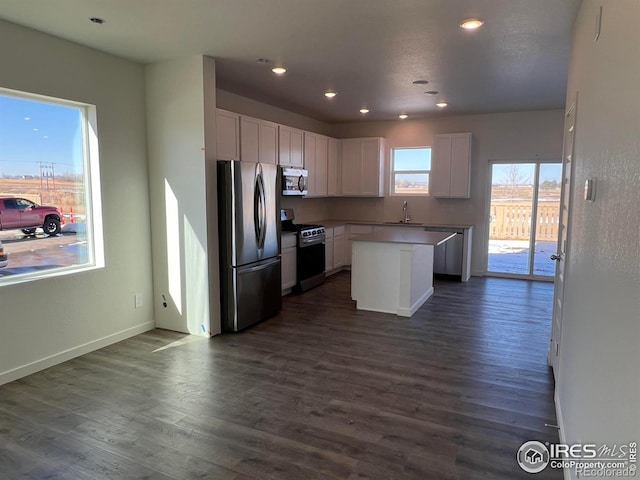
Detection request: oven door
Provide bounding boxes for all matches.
[296,238,326,291]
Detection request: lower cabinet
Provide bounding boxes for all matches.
[281,233,297,292]
[324,226,346,274]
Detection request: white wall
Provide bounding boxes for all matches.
[146,56,220,337]
[217,89,332,136]
[0,20,154,384]
[330,110,565,274]
[556,0,640,467]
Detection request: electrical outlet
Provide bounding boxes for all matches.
[134,293,143,309]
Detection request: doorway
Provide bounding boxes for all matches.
[486,161,562,279]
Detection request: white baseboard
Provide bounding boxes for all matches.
[0,321,156,386]
[398,287,434,317]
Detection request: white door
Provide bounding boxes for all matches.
[549,99,577,378]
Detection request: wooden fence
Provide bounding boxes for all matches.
[489,201,560,240]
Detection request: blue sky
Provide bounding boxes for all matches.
[0,93,84,177]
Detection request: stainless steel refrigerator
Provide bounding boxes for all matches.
[217,160,282,332]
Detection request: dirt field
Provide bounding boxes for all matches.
[0,177,86,217]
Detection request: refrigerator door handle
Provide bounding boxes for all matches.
[254,165,267,250]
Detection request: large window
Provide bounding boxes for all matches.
[391,147,431,195]
[0,88,103,285]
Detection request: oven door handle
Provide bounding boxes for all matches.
[299,237,326,247]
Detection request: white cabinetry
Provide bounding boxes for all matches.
[340,137,385,196]
[240,115,278,164]
[278,125,304,167]
[304,132,329,197]
[327,137,340,196]
[325,228,334,272]
[333,226,346,269]
[281,233,297,293]
[216,109,240,161]
[324,225,346,274]
[431,133,471,198]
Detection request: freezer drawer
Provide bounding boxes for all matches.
[221,257,282,332]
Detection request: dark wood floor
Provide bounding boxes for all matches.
[0,273,561,479]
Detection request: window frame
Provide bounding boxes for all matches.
[389,146,432,196]
[0,87,104,287]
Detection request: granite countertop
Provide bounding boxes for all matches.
[315,219,473,229]
[352,230,456,246]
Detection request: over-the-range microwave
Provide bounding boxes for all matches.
[281,167,308,196]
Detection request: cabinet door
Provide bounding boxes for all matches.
[360,138,383,196]
[240,116,260,163]
[340,139,361,195]
[304,132,317,195]
[278,126,292,166]
[281,247,297,290]
[325,239,333,272]
[449,133,471,197]
[327,137,339,196]
[290,128,304,167]
[314,134,328,196]
[216,110,240,161]
[260,120,278,165]
[431,134,452,196]
[333,234,345,268]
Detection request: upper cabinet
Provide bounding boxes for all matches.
[431,133,472,198]
[304,132,328,197]
[216,109,240,161]
[239,115,278,164]
[327,137,340,196]
[340,137,385,197]
[278,125,304,167]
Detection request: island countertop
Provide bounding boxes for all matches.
[352,230,456,246]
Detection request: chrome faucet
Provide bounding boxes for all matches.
[402,200,411,223]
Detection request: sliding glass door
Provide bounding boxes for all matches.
[487,161,562,279]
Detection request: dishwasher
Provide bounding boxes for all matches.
[424,226,464,281]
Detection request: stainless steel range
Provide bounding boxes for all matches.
[281,209,326,292]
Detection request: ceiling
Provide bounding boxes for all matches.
[0,0,582,123]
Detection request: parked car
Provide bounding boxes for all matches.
[0,240,7,268]
[0,196,64,236]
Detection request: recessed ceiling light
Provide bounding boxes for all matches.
[324,91,337,98]
[424,91,439,96]
[359,108,370,114]
[256,58,271,63]
[398,114,408,120]
[459,18,484,30]
[89,17,105,25]
[271,67,287,75]
[436,102,448,108]
[412,80,429,85]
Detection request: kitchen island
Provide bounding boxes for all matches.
[351,230,455,317]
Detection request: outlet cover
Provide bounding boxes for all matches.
[135,293,143,309]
